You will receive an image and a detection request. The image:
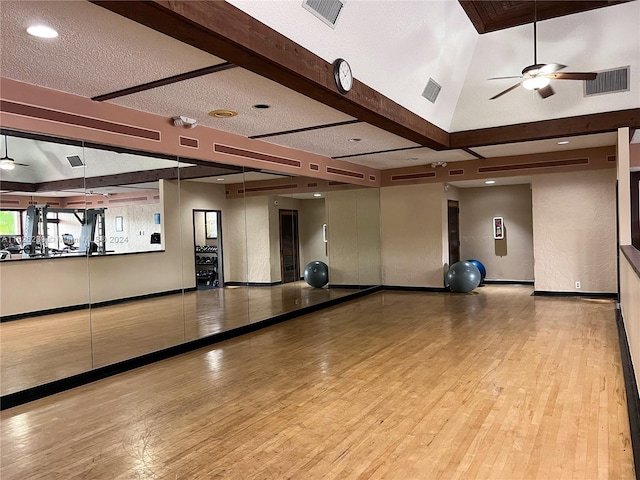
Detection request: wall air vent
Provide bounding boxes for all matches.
[584,66,629,97]
[302,0,344,28]
[66,154,84,167]
[422,78,442,104]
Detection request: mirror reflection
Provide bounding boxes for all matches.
[0,130,382,398]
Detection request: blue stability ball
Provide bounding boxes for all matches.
[446,261,481,293]
[304,261,329,288]
[467,259,486,283]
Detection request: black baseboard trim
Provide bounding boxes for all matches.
[383,285,449,292]
[328,284,375,290]
[615,308,640,477]
[532,290,618,299]
[483,280,534,286]
[224,281,282,287]
[0,285,382,410]
[0,287,197,323]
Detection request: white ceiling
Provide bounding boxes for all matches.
[0,0,636,178]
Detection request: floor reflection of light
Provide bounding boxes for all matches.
[206,348,224,374]
[5,413,30,438]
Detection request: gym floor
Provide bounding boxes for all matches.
[0,285,634,479]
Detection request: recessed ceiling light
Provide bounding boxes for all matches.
[209,109,237,118]
[557,140,570,145]
[27,25,58,38]
[253,104,270,109]
[348,138,361,142]
[216,178,225,181]
[485,180,496,185]
[313,193,322,197]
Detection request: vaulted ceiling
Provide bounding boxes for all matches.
[0,0,638,175]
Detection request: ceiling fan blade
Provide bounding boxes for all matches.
[15,162,30,167]
[488,75,523,80]
[539,63,567,75]
[549,72,597,81]
[490,81,523,100]
[538,85,555,99]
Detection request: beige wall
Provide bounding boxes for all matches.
[327,190,359,285]
[104,202,163,254]
[621,253,640,388]
[298,198,328,268]
[532,169,617,293]
[355,188,382,285]
[223,197,248,283]
[381,183,445,287]
[459,184,534,281]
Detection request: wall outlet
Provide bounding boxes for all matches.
[575,281,581,289]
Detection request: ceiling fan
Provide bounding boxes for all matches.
[489,4,598,100]
[0,135,29,171]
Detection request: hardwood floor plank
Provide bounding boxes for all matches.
[0,286,634,479]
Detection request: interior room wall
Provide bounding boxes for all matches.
[326,190,359,285]
[532,169,617,293]
[223,197,249,284]
[458,184,534,281]
[355,188,382,286]
[298,198,328,269]
[380,183,445,287]
[178,181,227,286]
[104,202,163,254]
[268,195,301,283]
[246,196,272,284]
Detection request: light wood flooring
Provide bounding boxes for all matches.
[0,286,634,479]
[0,282,359,396]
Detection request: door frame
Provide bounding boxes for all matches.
[447,200,460,265]
[279,209,300,283]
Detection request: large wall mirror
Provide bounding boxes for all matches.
[0,129,382,398]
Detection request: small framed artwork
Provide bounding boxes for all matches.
[115,216,123,232]
[154,213,161,225]
[493,216,504,240]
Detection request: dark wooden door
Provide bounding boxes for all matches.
[279,209,300,283]
[448,200,460,265]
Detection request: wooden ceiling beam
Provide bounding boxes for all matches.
[450,108,640,149]
[91,1,450,150]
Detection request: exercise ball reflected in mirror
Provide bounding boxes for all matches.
[446,261,481,293]
[467,259,486,284]
[304,261,329,288]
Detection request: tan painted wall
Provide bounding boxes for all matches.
[298,198,328,268]
[532,169,617,293]
[326,190,359,285]
[380,183,445,287]
[621,253,640,389]
[355,188,382,285]
[459,184,534,281]
[223,197,248,283]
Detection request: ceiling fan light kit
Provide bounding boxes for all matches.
[489,3,597,100]
[0,158,16,171]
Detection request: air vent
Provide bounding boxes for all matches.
[66,154,84,167]
[422,78,442,104]
[584,66,629,97]
[302,0,344,28]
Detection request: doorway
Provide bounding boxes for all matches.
[279,209,300,283]
[193,209,223,289]
[448,200,460,265]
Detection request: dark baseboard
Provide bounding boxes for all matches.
[328,284,375,290]
[383,285,449,292]
[483,280,534,286]
[533,290,618,299]
[0,285,382,410]
[615,308,640,477]
[0,287,197,323]
[224,281,282,287]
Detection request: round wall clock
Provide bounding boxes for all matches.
[333,58,353,94]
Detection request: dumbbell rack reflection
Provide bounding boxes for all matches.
[195,245,218,287]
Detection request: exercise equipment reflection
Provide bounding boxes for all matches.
[467,259,486,284]
[303,261,329,288]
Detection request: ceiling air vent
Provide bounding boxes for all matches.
[584,66,630,97]
[66,154,85,167]
[422,78,442,104]
[302,0,344,28]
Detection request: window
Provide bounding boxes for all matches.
[0,210,21,235]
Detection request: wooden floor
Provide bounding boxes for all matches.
[0,282,359,396]
[0,286,634,479]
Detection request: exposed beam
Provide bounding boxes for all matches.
[450,109,640,149]
[0,181,38,193]
[248,120,363,140]
[91,1,450,150]
[91,62,237,102]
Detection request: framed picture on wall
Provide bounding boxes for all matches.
[205,211,218,239]
[115,216,123,232]
[493,216,504,240]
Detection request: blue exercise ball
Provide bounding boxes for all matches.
[446,261,481,293]
[304,261,329,288]
[467,259,486,283]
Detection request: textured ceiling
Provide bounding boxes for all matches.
[0,0,636,176]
